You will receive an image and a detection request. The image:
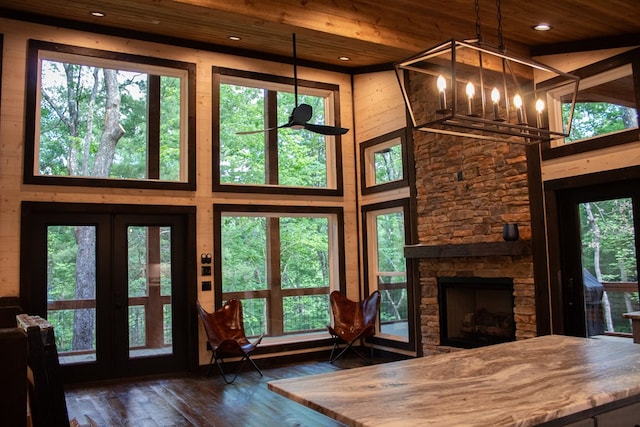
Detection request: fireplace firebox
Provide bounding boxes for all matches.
[438,277,515,348]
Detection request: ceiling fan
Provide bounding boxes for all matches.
[237,34,349,136]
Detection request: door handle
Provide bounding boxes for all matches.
[567,277,575,306]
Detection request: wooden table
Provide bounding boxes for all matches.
[623,311,640,343]
[268,335,640,426]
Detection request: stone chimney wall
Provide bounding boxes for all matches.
[413,132,537,355]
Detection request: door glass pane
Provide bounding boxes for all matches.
[374,211,409,342]
[47,225,97,365]
[579,198,639,337]
[127,226,173,358]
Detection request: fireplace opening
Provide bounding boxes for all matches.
[438,277,515,348]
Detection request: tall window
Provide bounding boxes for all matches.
[25,40,196,189]
[214,206,344,339]
[214,68,343,195]
[364,202,410,343]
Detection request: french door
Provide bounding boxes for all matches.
[556,183,640,338]
[20,203,195,382]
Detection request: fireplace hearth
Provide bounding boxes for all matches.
[439,277,515,348]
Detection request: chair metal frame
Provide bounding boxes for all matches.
[196,300,264,384]
[327,290,381,364]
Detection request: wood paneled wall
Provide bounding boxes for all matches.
[0,17,355,364]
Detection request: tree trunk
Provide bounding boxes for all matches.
[72,68,124,350]
[71,226,97,350]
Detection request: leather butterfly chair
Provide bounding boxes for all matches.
[196,300,264,384]
[327,290,381,364]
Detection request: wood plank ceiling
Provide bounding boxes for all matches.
[1,0,639,70]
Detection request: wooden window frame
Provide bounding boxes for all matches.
[360,128,409,195]
[212,67,344,196]
[361,198,415,351]
[541,47,640,161]
[23,40,197,190]
[212,204,346,339]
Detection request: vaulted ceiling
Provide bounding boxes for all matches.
[1,0,639,70]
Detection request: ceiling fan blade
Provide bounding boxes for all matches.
[304,123,349,135]
[236,126,279,135]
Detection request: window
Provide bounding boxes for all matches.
[543,48,639,159]
[24,40,196,189]
[360,128,409,194]
[213,205,345,339]
[362,199,413,345]
[553,65,638,144]
[213,68,344,195]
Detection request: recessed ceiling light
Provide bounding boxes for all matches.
[532,23,552,31]
[339,56,350,61]
[90,11,105,17]
[228,36,241,41]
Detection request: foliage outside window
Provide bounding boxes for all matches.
[215,68,343,195]
[216,207,343,338]
[25,41,195,189]
[47,225,97,359]
[579,198,639,335]
[561,65,638,144]
[360,129,408,194]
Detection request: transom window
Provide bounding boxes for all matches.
[360,128,409,194]
[543,49,640,157]
[214,205,345,339]
[213,68,343,195]
[559,64,638,144]
[24,40,196,189]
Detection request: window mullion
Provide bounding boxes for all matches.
[147,75,161,180]
[266,90,278,185]
[267,217,283,335]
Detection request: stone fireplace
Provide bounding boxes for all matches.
[406,129,538,355]
[438,277,515,348]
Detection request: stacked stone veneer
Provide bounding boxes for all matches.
[414,132,538,355]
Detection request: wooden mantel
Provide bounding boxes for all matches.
[404,240,532,258]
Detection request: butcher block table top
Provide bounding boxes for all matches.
[268,335,640,427]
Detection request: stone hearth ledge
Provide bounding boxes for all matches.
[268,335,640,427]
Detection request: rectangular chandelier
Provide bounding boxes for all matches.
[395,39,580,144]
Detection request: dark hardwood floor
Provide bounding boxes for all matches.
[65,352,402,427]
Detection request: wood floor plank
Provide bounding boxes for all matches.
[64,355,397,426]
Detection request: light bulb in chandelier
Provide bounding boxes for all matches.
[535,99,546,128]
[436,75,448,113]
[466,82,476,116]
[513,94,524,124]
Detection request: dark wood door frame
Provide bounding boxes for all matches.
[20,202,198,382]
[544,165,640,336]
